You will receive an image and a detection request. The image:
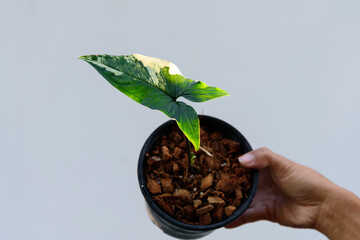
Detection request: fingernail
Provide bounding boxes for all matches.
[239,153,254,165]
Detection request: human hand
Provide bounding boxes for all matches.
[226,148,360,240]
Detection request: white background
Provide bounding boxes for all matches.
[1,0,359,239]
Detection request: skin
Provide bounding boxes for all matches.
[226,147,360,240]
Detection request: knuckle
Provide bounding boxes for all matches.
[258,147,271,158]
[256,147,274,169]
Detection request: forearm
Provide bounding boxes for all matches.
[316,185,360,240]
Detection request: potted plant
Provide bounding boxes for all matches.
[79,54,258,239]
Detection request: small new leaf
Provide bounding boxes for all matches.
[190,154,196,165]
[79,54,229,150]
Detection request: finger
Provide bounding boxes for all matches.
[239,147,294,174]
[225,207,265,228]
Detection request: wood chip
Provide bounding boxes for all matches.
[172,132,182,144]
[181,204,195,221]
[218,142,227,156]
[232,188,243,206]
[146,157,156,166]
[154,196,174,216]
[196,204,214,216]
[172,162,180,172]
[210,131,223,141]
[234,167,247,175]
[205,156,221,169]
[222,138,241,153]
[178,139,187,149]
[207,196,225,206]
[147,179,162,194]
[212,141,219,152]
[238,175,249,184]
[212,207,224,222]
[193,199,202,209]
[161,146,171,161]
[179,156,189,169]
[199,188,211,200]
[198,213,212,225]
[157,193,172,198]
[173,147,183,159]
[201,174,213,191]
[151,150,159,155]
[160,178,174,193]
[215,174,235,193]
[224,205,237,216]
[235,188,243,200]
[174,189,191,202]
[212,191,225,199]
[200,128,208,138]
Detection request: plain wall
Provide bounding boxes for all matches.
[1,0,359,239]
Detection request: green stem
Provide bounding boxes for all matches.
[186,138,197,176]
[187,139,191,162]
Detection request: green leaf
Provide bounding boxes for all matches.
[79,54,228,150]
[169,101,200,150]
[159,67,230,102]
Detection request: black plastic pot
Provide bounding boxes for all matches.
[138,115,258,239]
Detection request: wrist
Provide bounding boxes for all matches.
[315,185,360,240]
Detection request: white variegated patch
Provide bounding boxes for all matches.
[133,54,183,76]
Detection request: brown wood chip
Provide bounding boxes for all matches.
[238,175,249,185]
[181,204,195,221]
[179,156,189,169]
[174,189,191,202]
[193,199,202,209]
[157,193,172,198]
[201,174,213,191]
[232,188,243,206]
[215,174,235,193]
[218,142,227,156]
[146,157,156,167]
[172,132,182,144]
[199,188,212,200]
[234,167,246,175]
[160,178,174,193]
[205,156,221,169]
[154,196,174,216]
[212,190,225,199]
[198,213,212,225]
[210,132,223,141]
[172,162,180,172]
[162,146,171,161]
[224,205,237,216]
[212,207,224,222]
[222,138,241,153]
[235,188,243,200]
[207,196,225,206]
[173,147,183,159]
[196,204,214,216]
[178,139,187,149]
[147,179,162,194]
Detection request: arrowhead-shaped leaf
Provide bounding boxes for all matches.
[79,54,229,150]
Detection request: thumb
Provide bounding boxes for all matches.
[239,147,294,175]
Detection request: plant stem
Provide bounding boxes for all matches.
[187,137,191,160]
[186,138,195,174]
